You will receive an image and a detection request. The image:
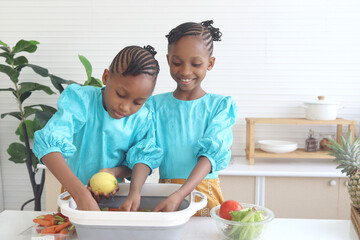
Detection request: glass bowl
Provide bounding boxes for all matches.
[210,203,274,240]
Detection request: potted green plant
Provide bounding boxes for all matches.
[327,132,360,209]
[0,39,101,210]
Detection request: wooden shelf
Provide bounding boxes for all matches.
[251,148,335,159]
[245,118,356,165]
[245,118,356,125]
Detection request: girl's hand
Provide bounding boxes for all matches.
[117,163,150,211]
[118,192,141,211]
[87,168,119,202]
[152,191,183,212]
[74,189,101,211]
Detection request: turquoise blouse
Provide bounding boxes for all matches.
[147,92,238,180]
[33,84,163,185]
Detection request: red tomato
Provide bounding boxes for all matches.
[219,200,243,220]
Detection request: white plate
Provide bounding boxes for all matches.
[258,140,298,153]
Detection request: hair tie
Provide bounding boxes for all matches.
[201,20,222,41]
[143,45,157,56]
[166,29,180,44]
[201,20,214,28]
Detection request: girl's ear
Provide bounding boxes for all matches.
[102,69,110,85]
[207,57,215,71]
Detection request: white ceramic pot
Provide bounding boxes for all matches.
[303,96,342,120]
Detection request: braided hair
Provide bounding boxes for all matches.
[166,20,222,56]
[109,45,160,80]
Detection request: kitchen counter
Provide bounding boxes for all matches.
[221,156,346,178]
[0,210,357,240]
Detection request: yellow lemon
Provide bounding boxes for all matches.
[90,172,118,194]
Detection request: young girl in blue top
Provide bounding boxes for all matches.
[148,21,238,216]
[33,45,163,211]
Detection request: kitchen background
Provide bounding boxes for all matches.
[1,0,360,212]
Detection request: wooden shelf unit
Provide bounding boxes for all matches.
[245,118,356,165]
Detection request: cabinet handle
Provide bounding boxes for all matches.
[330,180,337,186]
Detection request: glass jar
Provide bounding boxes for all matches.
[305,129,318,152]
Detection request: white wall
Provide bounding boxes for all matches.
[1,0,360,210]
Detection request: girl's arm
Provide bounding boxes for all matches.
[118,163,151,211]
[102,166,132,179]
[42,152,100,211]
[153,156,211,212]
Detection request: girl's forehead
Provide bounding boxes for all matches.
[169,36,209,57]
[110,73,154,94]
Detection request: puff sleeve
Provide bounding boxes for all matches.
[123,106,163,172]
[196,96,238,173]
[33,84,88,161]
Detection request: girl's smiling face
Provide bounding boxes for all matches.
[167,35,215,100]
[102,69,154,119]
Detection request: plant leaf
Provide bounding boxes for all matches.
[23,106,40,119]
[23,104,57,119]
[7,142,27,164]
[50,74,78,85]
[26,64,49,77]
[18,82,55,96]
[0,52,11,58]
[78,55,92,81]
[0,87,15,92]
[0,40,8,47]
[0,64,19,83]
[0,52,14,65]
[35,111,54,127]
[12,40,39,54]
[15,119,42,141]
[0,46,10,52]
[15,120,32,142]
[1,112,21,120]
[84,76,102,87]
[26,104,57,113]
[13,56,28,66]
[20,91,32,104]
[49,74,64,93]
[15,64,27,72]
[50,74,78,93]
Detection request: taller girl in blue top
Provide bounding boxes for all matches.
[33,45,163,211]
[149,20,238,216]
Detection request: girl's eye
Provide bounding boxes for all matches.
[192,63,202,67]
[116,92,125,98]
[172,62,181,66]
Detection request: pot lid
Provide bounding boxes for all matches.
[304,96,339,105]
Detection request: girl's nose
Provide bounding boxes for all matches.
[180,64,192,76]
[119,102,130,114]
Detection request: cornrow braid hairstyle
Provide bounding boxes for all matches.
[166,20,222,55]
[109,45,160,79]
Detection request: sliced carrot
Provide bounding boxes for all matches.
[59,228,69,234]
[43,214,56,221]
[33,218,56,226]
[41,225,58,234]
[53,221,72,233]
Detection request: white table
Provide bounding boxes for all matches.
[0,210,358,240]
